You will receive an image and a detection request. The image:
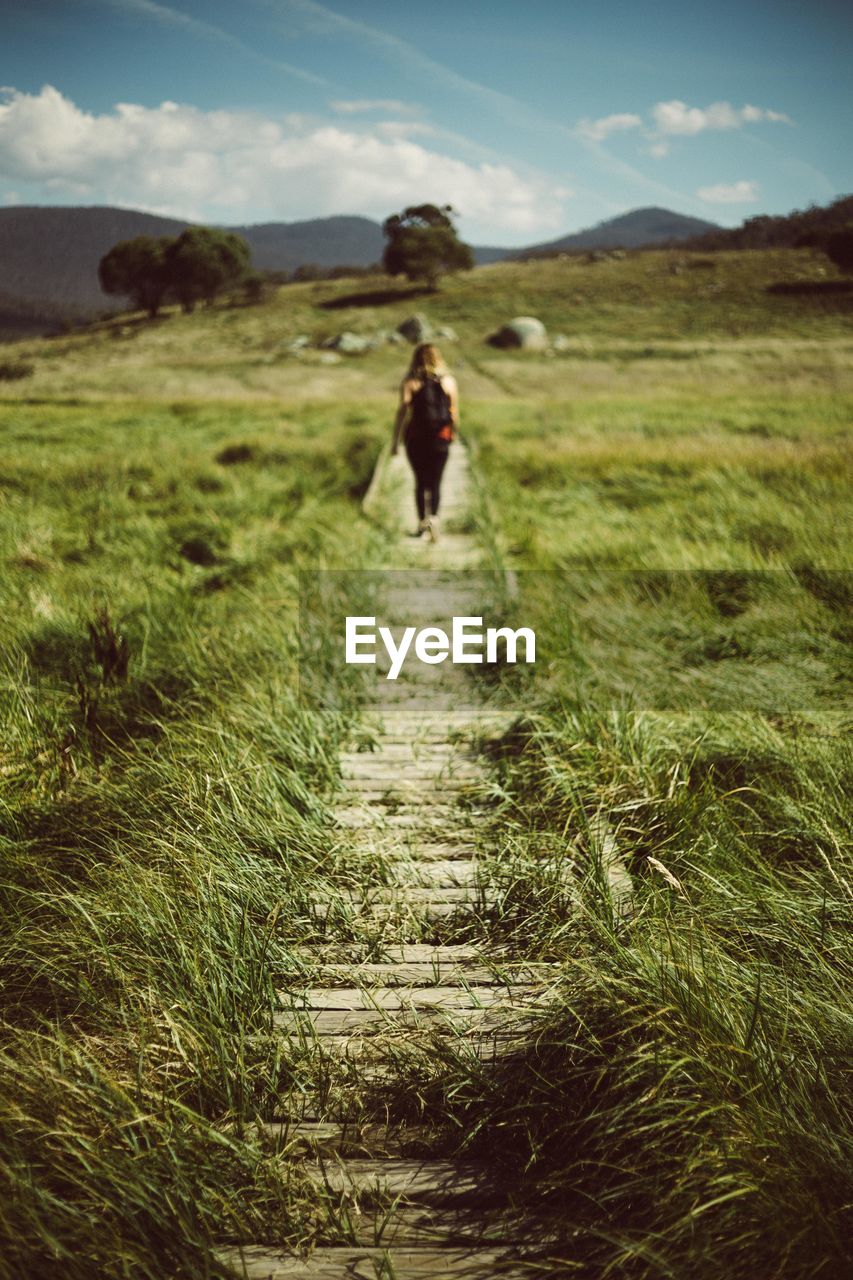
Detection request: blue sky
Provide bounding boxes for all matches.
[1,0,850,244]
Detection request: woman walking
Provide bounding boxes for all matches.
[391,343,459,541]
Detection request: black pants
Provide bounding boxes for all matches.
[405,439,450,521]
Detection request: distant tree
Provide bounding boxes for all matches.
[164,227,251,312]
[825,225,853,274]
[291,263,324,283]
[240,271,268,305]
[98,235,170,317]
[382,204,473,289]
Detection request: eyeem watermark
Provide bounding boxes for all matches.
[345,616,536,680]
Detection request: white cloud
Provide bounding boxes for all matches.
[696,180,760,204]
[741,104,791,124]
[373,120,435,140]
[102,0,330,86]
[652,99,792,136]
[575,112,643,143]
[0,85,569,235]
[647,141,669,159]
[330,99,414,114]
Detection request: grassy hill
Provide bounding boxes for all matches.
[0,248,850,1279]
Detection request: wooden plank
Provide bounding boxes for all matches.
[311,887,476,908]
[280,986,541,1012]
[274,1006,538,1034]
[339,784,481,802]
[339,766,481,783]
[293,1029,540,1070]
[334,809,475,831]
[305,962,553,988]
[360,902,471,922]
[304,1159,485,1201]
[340,744,473,760]
[590,814,634,920]
[292,944,484,965]
[387,860,478,886]
[344,838,480,860]
[330,1205,520,1246]
[340,755,481,773]
[255,1120,436,1155]
[218,1245,530,1278]
[381,945,484,962]
[368,888,477,903]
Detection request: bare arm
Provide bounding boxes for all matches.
[445,375,459,429]
[391,379,414,455]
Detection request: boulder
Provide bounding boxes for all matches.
[487,316,548,351]
[435,325,458,342]
[324,331,371,354]
[397,313,435,343]
[552,334,571,352]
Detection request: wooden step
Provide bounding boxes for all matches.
[292,945,484,965]
[278,1014,539,1046]
[340,759,481,774]
[386,860,478,886]
[341,745,474,761]
[311,886,477,910]
[274,996,542,1035]
[365,887,477,903]
[344,838,479,860]
[218,1245,531,1278]
[334,808,479,831]
[275,1007,523,1036]
[281,987,541,1012]
[330,1204,520,1246]
[382,945,483,962]
[307,962,553,988]
[339,784,482,803]
[304,1159,487,1202]
[256,1120,436,1155]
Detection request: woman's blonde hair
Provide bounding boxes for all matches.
[408,343,446,379]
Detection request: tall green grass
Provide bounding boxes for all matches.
[457,372,852,1276]
[0,401,386,1277]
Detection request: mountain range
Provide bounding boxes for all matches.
[0,204,718,337]
[516,207,720,256]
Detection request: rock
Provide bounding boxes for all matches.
[552,334,571,352]
[317,351,342,365]
[288,335,310,350]
[609,249,627,260]
[487,316,548,351]
[586,250,609,263]
[324,331,371,354]
[435,325,458,342]
[397,313,435,343]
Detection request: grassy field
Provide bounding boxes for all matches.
[0,248,850,1278]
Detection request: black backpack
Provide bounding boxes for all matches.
[409,375,452,442]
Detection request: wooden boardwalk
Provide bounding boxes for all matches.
[222,443,557,1278]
